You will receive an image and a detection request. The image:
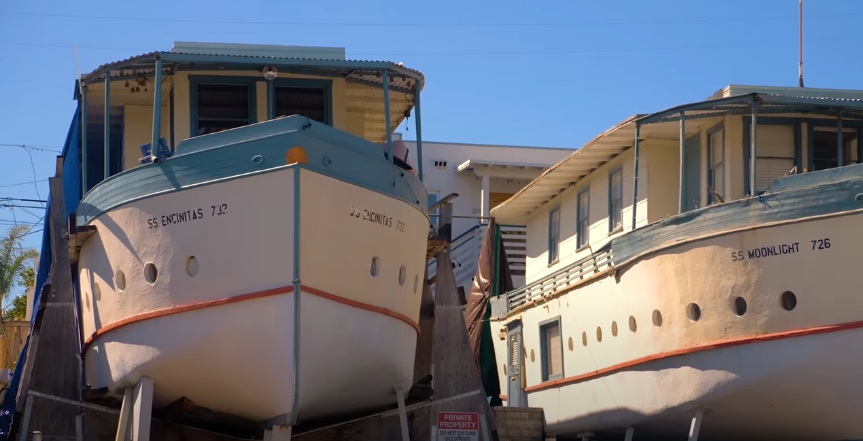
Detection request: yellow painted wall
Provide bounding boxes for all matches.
[85,70,357,173]
[524,148,649,283]
[645,140,679,223]
[522,112,856,287]
[123,104,170,170]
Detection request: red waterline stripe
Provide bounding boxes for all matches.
[524,319,863,393]
[83,284,420,350]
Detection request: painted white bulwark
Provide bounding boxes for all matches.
[78,166,427,422]
[486,84,863,441]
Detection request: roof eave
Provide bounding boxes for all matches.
[79,51,425,90]
[491,114,642,222]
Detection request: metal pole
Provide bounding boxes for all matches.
[104,71,111,180]
[749,99,758,195]
[414,87,424,181]
[169,76,175,152]
[679,112,686,213]
[151,57,163,160]
[267,79,275,120]
[81,86,89,194]
[382,70,393,163]
[838,111,844,167]
[631,123,641,230]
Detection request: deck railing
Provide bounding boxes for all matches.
[506,246,613,310]
[427,224,528,290]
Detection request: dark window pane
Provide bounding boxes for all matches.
[197,84,250,120]
[275,86,327,123]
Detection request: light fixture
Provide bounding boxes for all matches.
[262,66,278,80]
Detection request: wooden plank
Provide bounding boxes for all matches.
[15,176,82,438]
[429,203,499,441]
[411,266,435,388]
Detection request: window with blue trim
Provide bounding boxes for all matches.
[608,167,623,232]
[540,318,563,382]
[707,128,725,204]
[85,105,125,191]
[548,206,560,264]
[273,79,331,125]
[191,76,257,137]
[577,188,590,249]
[812,126,859,172]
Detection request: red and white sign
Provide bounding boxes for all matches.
[436,411,479,441]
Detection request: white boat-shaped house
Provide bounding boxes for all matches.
[487,84,863,441]
[42,42,434,438]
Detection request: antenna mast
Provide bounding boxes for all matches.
[798,0,804,87]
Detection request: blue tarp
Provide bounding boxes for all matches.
[0,107,84,439]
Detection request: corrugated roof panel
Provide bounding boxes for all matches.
[491,89,863,225]
[79,49,425,92]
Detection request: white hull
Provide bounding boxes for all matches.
[493,209,863,440]
[78,166,428,422]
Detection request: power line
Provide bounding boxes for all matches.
[5,33,863,57]
[0,10,838,28]
[0,143,61,153]
[0,205,46,210]
[0,179,48,189]
[0,198,48,204]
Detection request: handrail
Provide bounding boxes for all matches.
[427,225,482,267]
[505,245,613,310]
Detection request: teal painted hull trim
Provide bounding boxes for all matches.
[76,115,428,226]
[612,162,863,267]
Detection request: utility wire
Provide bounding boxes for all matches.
[4,33,863,57]
[0,198,48,204]
[0,179,48,189]
[1,10,844,27]
[0,143,61,153]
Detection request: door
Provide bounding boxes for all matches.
[506,320,526,407]
[684,134,701,212]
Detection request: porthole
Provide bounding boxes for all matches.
[686,303,701,322]
[581,332,588,346]
[186,256,199,277]
[733,297,748,316]
[413,275,419,294]
[652,310,663,327]
[370,257,380,278]
[596,326,603,342]
[629,316,637,332]
[568,336,574,351]
[781,291,797,311]
[115,271,126,292]
[611,321,618,337]
[398,266,407,286]
[85,293,90,311]
[144,263,158,284]
[93,282,102,303]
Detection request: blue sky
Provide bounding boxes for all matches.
[0,0,861,298]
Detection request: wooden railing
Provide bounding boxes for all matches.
[506,246,613,310]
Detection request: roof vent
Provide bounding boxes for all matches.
[171,42,346,60]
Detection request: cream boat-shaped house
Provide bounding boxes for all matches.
[59,42,432,436]
[487,84,863,441]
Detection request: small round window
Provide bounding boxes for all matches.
[370,257,381,278]
[144,263,158,284]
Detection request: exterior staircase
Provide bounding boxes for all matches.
[427,224,526,298]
